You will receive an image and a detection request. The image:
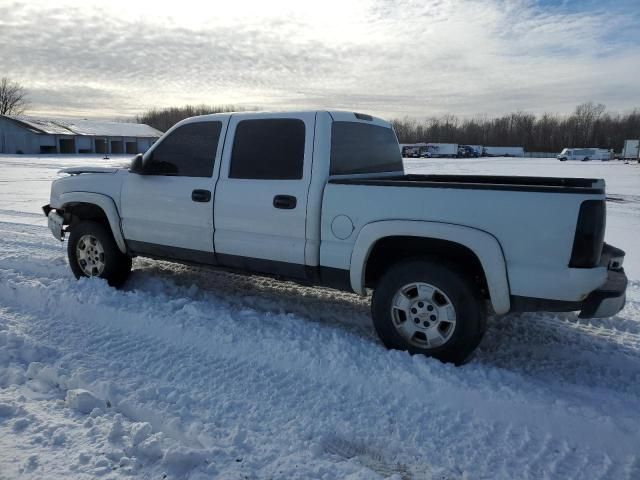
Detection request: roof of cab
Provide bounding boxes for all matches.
[175,110,391,128]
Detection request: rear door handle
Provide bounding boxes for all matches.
[192,189,211,202]
[273,195,297,209]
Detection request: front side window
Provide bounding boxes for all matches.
[330,122,403,175]
[145,121,222,177]
[229,119,305,180]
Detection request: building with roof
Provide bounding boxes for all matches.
[0,115,163,155]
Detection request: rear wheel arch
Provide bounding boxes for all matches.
[365,236,488,293]
[350,221,511,314]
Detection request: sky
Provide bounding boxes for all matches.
[1,0,639,120]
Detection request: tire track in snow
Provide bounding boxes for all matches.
[1,280,439,478]
[1,265,639,479]
[1,223,640,477]
[3,234,639,420]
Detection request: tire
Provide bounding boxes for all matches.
[371,259,486,365]
[67,221,132,288]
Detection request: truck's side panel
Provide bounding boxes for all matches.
[321,183,606,302]
[213,112,316,267]
[120,117,229,253]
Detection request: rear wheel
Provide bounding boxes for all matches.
[67,221,132,287]
[371,259,486,365]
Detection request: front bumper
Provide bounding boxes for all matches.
[43,204,64,241]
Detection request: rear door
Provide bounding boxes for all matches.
[213,112,315,276]
[120,119,227,257]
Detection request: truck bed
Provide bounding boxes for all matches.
[329,174,605,194]
[322,172,607,303]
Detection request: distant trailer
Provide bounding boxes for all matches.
[557,148,610,161]
[426,143,458,157]
[621,139,639,160]
[483,146,524,157]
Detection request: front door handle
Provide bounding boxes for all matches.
[273,195,297,209]
[192,189,211,202]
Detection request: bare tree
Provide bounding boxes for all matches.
[0,77,28,116]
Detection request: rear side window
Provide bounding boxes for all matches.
[330,122,403,175]
[146,121,221,177]
[229,119,305,180]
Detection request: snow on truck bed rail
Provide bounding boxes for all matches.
[0,154,639,479]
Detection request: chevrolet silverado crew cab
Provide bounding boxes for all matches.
[43,111,628,364]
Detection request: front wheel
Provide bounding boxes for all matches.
[67,221,132,287]
[371,259,486,365]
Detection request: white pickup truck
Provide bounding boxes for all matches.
[44,111,628,364]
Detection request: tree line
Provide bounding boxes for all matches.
[135,104,249,133]
[3,77,638,152]
[136,102,639,153]
[392,103,640,152]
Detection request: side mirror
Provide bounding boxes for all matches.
[130,153,145,174]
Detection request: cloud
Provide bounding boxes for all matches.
[0,0,638,119]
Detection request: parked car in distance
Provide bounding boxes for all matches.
[44,110,628,365]
[457,145,479,158]
[557,148,610,161]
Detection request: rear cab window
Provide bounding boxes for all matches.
[229,119,305,180]
[330,121,403,175]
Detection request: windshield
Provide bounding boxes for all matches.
[330,121,403,175]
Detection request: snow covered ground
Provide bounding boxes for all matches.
[0,154,638,479]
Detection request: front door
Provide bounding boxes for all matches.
[213,113,315,276]
[120,119,226,256]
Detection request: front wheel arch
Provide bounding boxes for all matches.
[58,192,127,253]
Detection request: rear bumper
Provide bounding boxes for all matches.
[510,243,628,318]
[578,268,627,318]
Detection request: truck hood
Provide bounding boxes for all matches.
[59,167,120,175]
[49,168,129,210]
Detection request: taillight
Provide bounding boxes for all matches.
[569,200,605,268]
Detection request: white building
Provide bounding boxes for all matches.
[0,115,163,154]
